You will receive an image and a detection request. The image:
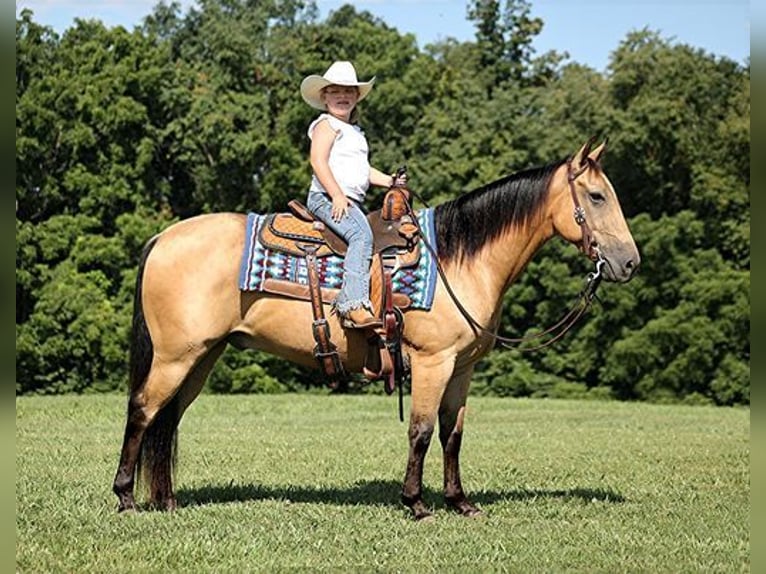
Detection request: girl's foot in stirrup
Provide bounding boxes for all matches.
[343,308,383,329]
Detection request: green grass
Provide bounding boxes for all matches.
[17,394,749,573]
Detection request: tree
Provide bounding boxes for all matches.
[467,0,561,92]
[15,5,749,404]
[607,30,749,242]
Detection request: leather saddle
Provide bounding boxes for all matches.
[260,194,420,267]
[255,187,421,394]
[258,188,421,311]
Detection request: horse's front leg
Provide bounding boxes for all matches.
[439,367,482,517]
[402,354,455,520]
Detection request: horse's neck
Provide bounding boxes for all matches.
[449,219,554,322]
[502,222,554,291]
[483,174,568,298]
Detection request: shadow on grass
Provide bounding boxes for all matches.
[176,479,625,509]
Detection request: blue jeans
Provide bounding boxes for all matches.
[307,191,374,314]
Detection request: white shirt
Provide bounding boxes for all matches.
[308,114,370,202]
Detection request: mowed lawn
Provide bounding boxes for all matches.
[17,394,749,573]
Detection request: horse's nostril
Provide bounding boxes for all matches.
[625,258,640,277]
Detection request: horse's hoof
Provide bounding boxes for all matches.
[447,497,483,517]
[150,497,178,512]
[117,503,138,514]
[407,500,433,521]
[116,496,138,514]
[413,505,435,522]
[462,507,484,518]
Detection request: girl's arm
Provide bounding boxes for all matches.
[369,167,394,188]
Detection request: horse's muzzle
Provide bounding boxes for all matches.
[603,248,640,283]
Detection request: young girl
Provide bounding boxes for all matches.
[300,61,405,329]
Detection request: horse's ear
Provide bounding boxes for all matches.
[572,137,597,167]
[587,138,608,164]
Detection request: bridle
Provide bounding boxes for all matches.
[567,157,601,262]
[413,157,606,351]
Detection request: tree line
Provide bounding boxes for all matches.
[16,0,749,405]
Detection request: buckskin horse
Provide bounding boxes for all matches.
[112,139,640,519]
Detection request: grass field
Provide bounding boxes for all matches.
[16,394,749,573]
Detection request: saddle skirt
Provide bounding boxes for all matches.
[239,208,439,312]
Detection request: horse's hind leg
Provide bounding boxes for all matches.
[113,396,148,512]
[113,338,229,512]
[175,340,227,419]
[439,367,481,517]
[150,342,229,509]
[112,358,195,512]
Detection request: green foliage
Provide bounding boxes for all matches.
[16,262,128,394]
[467,0,554,90]
[606,30,750,269]
[206,346,320,394]
[15,1,749,404]
[208,354,284,394]
[592,213,749,405]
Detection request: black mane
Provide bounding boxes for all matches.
[433,160,565,263]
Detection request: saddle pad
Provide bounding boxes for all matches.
[239,208,439,311]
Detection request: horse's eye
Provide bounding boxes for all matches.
[588,191,606,205]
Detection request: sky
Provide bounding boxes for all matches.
[16,0,750,72]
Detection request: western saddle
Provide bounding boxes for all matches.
[257,184,420,394]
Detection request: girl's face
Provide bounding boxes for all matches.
[321,85,359,120]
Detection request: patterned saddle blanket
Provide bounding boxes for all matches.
[239,208,439,311]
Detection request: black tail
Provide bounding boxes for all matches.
[128,236,180,507]
[129,237,158,393]
[141,394,179,508]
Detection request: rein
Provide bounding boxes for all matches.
[408,158,605,351]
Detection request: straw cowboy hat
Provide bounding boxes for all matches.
[300,61,375,110]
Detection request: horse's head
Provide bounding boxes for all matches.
[551,139,640,282]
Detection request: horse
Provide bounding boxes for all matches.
[112,139,640,520]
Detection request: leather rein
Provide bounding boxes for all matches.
[413,157,606,352]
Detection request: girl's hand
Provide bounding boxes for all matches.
[331,196,350,221]
[392,172,408,187]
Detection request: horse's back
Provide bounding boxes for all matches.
[154,212,247,254]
